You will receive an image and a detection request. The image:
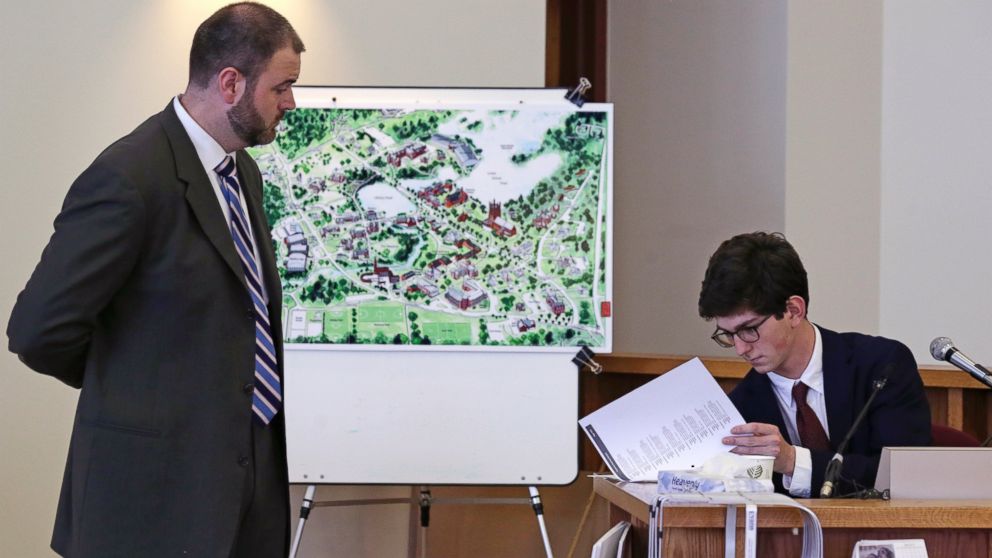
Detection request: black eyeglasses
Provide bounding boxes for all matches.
[711,315,773,348]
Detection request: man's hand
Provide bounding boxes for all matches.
[723,422,796,475]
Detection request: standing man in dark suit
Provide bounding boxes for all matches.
[698,232,931,497]
[7,3,303,556]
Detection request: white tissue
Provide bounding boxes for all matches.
[658,453,774,493]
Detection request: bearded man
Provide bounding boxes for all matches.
[8,3,303,556]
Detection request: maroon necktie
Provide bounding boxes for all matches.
[792,382,830,451]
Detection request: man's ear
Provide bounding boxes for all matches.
[216,66,245,105]
[784,295,807,323]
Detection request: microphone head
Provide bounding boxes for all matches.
[930,337,954,361]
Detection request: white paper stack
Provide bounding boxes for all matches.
[579,357,745,481]
[591,521,631,558]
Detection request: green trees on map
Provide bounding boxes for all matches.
[404,311,433,345]
[579,301,594,326]
[263,181,288,225]
[478,318,489,345]
[300,275,358,305]
[253,105,610,349]
[396,166,423,179]
[382,233,418,264]
[275,109,333,160]
[384,111,448,141]
[345,167,377,184]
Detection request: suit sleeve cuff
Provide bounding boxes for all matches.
[782,446,812,497]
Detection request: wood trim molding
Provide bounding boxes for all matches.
[544,0,608,101]
[593,353,990,390]
[545,0,561,87]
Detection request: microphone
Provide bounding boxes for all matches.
[930,337,992,389]
[820,364,892,498]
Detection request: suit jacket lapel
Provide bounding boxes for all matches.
[160,103,246,284]
[820,327,854,445]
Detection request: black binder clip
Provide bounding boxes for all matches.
[564,77,592,107]
[572,345,603,374]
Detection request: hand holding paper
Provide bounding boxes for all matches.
[723,422,797,475]
[579,357,746,481]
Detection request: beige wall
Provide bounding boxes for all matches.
[786,1,992,366]
[610,0,989,366]
[0,1,543,556]
[608,0,788,357]
[784,1,883,335]
[879,1,992,365]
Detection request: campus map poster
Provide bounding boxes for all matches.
[249,90,613,350]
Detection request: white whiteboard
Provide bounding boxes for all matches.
[262,87,612,484]
[285,349,579,484]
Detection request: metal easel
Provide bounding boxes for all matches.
[289,484,554,558]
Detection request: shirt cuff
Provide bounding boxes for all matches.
[782,446,812,498]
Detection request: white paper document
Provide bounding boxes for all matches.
[590,521,630,558]
[579,357,745,481]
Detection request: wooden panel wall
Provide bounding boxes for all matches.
[545,0,608,101]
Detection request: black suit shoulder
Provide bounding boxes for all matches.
[85,110,179,189]
[823,328,914,366]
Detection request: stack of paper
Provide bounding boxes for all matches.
[579,357,745,481]
[591,521,631,558]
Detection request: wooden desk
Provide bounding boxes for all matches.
[594,477,992,557]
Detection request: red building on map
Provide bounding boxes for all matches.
[483,201,517,237]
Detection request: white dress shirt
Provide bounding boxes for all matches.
[765,324,828,497]
[172,96,269,303]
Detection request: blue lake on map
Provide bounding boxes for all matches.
[437,110,568,203]
[460,152,563,204]
[356,182,416,217]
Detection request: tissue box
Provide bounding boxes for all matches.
[658,470,773,493]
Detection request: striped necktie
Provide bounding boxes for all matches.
[215,155,282,425]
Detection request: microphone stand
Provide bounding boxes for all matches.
[820,377,888,498]
[934,343,992,444]
[954,357,992,389]
[948,356,992,444]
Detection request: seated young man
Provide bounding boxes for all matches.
[698,232,931,497]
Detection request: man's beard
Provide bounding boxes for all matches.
[228,90,279,147]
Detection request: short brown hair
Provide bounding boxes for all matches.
[188,2,304,88]
[698,232,810,319]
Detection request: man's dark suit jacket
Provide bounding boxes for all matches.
[729,326,931,497]
[7,102,288,556]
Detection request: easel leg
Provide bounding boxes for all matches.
[419,486,431,558]
[529,486,554,558]
[406,486,419,558]
[289,485,316,558]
